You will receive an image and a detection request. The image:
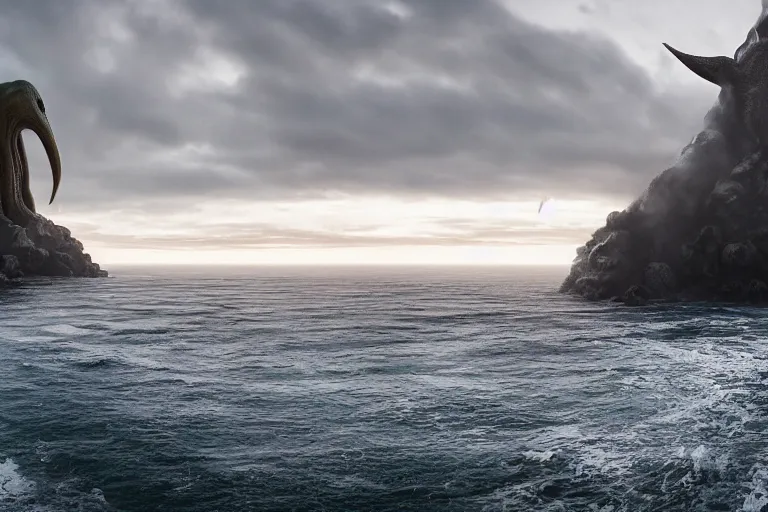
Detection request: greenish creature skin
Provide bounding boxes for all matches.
[0,80,61,228]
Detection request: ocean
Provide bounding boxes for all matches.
[2,265,768,511]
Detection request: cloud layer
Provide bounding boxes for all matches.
[0,0,720,212]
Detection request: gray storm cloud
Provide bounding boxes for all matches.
[0,0,711,212]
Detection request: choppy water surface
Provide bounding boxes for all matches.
[3,266,768,511]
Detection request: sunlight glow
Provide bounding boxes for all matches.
[41,196,621,266]
[95,244,578,266]
[168,46,246,97]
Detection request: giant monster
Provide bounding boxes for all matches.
[560,7,768,305]
[0,80,105,284]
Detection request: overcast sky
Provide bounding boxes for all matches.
[1,0,762,264]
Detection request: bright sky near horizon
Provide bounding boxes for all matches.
[2,0,763,265]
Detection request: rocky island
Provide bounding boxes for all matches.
[0,80,105,286]
[560,8,768,305]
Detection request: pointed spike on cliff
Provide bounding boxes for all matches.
[662,43,737,86]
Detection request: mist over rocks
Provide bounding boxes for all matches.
[560,6,768,305]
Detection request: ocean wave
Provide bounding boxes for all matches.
[2,267,768,510]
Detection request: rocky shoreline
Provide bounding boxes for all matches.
[560,7,768,306]
[0,215,106,287]
[560,146,768,306]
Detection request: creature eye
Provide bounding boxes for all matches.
[36,98,45,113]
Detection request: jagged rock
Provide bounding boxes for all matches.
[678,225,722,284]
[605,211,622,229]
[574,276,602,301]
[605,210,637,231]
[748,279,768,303]
[751,228,768,257]
[710,179,745,204]
[695,225,723,247]
[709,180,746,222]
[560,8,768,304]
[1,255,21,279]
[643,262,677,298]
[0,215,104,279]
[622,285,650,307]
[732,151,768,186]
[721,242,759,270]
[586,231,630,270]
[720,280,746,301]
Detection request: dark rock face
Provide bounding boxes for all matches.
[643,262,677,297]
[622,285,651,307]
[561,145,768,304]
[0,215,106,287]
[560,8,768,305]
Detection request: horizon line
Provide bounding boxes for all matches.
[102,262,573,267]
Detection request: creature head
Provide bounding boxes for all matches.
[0,80,60,226]
[665,17,768,147]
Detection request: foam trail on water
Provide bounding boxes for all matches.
[0,458,34,500]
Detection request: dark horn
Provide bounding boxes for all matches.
[663,43,736,86]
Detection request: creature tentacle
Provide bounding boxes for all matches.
[5,126,37,227]
[16,134,35,213]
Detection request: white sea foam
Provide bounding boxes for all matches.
[40,324,92,336]
[522,450,557,462]
[0,458,34,500]
[743,465,768,512]
[571,445,634,477]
